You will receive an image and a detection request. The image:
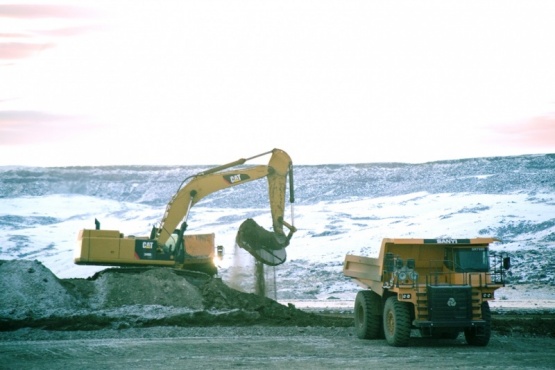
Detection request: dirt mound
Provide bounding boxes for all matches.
[0,260,351,331]
[0,260,78,320]
[88,268,204,309]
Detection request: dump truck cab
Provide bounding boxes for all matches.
[343,238,510,347]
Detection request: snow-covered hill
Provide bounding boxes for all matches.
[1,154,554,299]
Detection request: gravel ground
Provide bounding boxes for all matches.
[1,326,555,370]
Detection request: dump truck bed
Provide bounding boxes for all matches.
[343,238,500,294]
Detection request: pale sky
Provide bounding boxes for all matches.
[1,0,554,167]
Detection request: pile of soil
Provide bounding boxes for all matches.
[0,260,351,331]
[2,259,554,337]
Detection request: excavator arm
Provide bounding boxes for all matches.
[154,148,296,266]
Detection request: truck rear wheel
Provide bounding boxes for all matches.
[464,302,491,346]
[354,290,382,339]
[383,296,411,347]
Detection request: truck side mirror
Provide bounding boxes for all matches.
[503,257,511,270]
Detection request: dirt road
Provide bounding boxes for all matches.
[1,326,555,370]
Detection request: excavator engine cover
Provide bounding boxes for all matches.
[236,218,287,266]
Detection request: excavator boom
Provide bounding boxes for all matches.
[156,165,271,245]
[154,148,296,265]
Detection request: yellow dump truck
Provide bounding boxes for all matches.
[343,238,510,347]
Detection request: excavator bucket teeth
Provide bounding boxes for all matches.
[236,218,288,266]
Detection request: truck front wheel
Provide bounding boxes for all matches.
[354,290,382,339]
[383,296,411,347]
[464,302,491,346]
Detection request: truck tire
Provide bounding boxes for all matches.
[354,290,382,339]
[383,296,411,347]
[464,302,491,346]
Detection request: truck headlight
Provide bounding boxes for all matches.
[409,271,419,281]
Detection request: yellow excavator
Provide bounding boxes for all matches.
[74,148,296,276]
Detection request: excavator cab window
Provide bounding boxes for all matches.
[445,247,489,272]
[164,232,179,255]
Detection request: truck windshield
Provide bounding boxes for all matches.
[453,248,489,272]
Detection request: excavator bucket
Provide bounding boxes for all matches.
[235,218,288,266]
